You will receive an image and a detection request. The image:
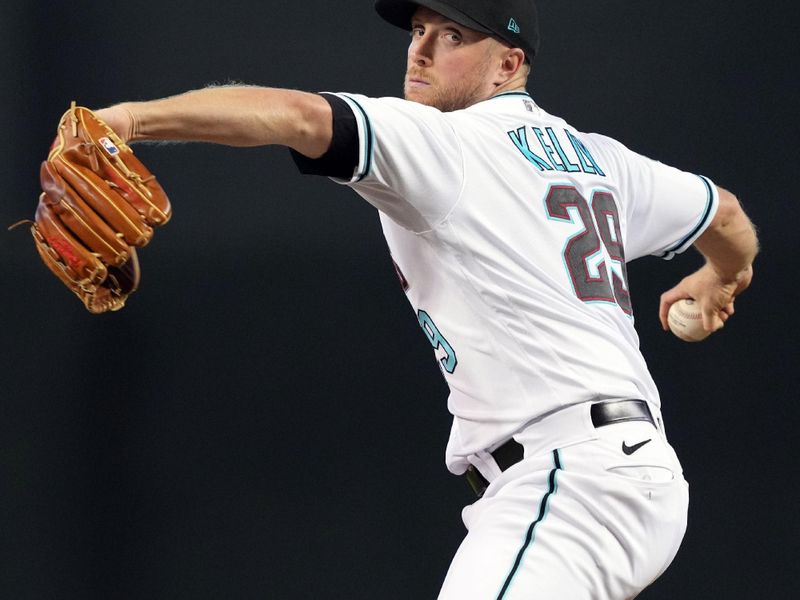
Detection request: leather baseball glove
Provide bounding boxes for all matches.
[30,102,171,313]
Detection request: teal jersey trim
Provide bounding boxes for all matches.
[496,449,563,599]
[658,174,716,259]
[491,91,533,100]
[340,94,374,182]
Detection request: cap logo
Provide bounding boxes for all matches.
[507,18,520,34]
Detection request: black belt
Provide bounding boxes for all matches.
[465,399,655,498]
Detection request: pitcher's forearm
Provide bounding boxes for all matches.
[694,188,759,283]
[114,86,333,157]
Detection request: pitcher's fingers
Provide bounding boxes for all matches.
[702,308,724,332]
[658,299,676,331]
[659,289,691,330]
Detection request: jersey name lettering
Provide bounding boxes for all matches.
[507,126,605,176]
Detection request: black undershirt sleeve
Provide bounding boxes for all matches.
[289,93,359,179]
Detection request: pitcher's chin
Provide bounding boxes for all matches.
[404,85,433,106]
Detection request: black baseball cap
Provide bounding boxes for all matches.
[374,0,539,63]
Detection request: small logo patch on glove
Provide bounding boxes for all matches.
[99,137,120,157]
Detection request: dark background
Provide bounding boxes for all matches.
[1,1,796,598]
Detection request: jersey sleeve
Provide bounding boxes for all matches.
[291,93,360,181]
[594,135,719,261]
[291,93,465,233]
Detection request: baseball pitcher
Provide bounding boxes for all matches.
[29,1,758,598]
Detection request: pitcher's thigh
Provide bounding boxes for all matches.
[438,467,688,600]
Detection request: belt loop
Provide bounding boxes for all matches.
[467,449,503,482]
[464,444,522,498]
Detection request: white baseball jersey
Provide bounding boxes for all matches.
[295,91,718,475]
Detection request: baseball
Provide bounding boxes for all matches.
[667,299,710,342]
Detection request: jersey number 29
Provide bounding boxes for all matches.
[545,185,632,315]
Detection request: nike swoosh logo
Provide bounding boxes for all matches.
[622,439,652,455]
